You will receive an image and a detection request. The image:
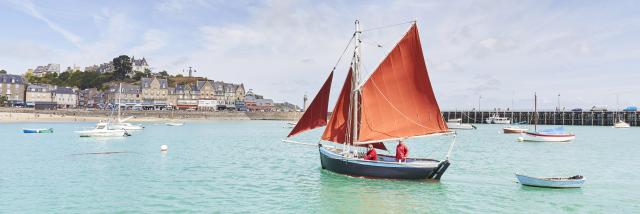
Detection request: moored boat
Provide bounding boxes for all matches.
[165,122,184,126]
[485,114,511,124]
[503,126,527,134]
[518,93,575,142]
[23,128,54,133]
[75,123,130,137]
[516,174,585,188]
[283,21,456,180]
[447,119,476,130]
[613,119,630,128]
[522,127,575,142]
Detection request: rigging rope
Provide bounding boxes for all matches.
[332,34,356,72]
[362,20,416,32]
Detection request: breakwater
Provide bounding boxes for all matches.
[442,111,640,126]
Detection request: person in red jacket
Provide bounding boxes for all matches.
[396,140,409,162]
[363,144,378,161]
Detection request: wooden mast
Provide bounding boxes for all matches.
[351,20,362,146]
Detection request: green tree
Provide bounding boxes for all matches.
[159,70,169,77]
[0,69,6,74]
[0,95,7,107]
[112,55,132,80]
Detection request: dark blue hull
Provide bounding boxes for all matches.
[319,146,450,179]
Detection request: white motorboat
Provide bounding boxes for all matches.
[485,114,511,124]
[446,118,476,130]
[76,123,130,137]
[165,122,184,126]
[613,119,630,128]
[110,122,145,130]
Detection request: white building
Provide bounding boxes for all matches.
[26,84,55,105]
[53,87,78,108]
[33,63,60,77]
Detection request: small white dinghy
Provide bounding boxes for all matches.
[446,119,476,130]
[165,122,184,126]
[75,123,130,137]
[516,174,586,188]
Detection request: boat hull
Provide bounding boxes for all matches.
[503,127,527,134]
[76,130,128,137]
[447,123,476,130]
[614,123,630,128]
[23,128,54,133]
[319,146,449,179]
[516,174,585,188]
[522,132,575,142]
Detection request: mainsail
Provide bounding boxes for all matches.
[357,23,448,143]
[287,72,333,137]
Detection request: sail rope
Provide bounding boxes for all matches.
[362,20,415,32]
[331,34,356,72]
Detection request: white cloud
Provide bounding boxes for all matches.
[130,29,170,55]
[10,0,83,48]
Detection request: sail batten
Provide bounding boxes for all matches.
[287,72,333,137]
[357,24,448,142]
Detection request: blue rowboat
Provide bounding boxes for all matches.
[23,128,54,134]
[515,174,585,188]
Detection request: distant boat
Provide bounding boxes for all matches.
[446,119,476,130]
[519,93,575,142]
[485,114,511,124]
[513,121,528,125]
[76,123,130,137]
[613,119,630,128]
[165,122,184,126]
[23,128,54,133]
[515,174,585,188]
[522,127,575,142]
[503,126,527,134]
[283,21,455,180]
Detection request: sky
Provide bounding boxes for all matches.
[1,0,639,111]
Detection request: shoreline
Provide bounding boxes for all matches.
[0,109,302,123]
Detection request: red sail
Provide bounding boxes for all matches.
[287,72,333,137]
[358,24,448,143]
[321,69,353,143]
[321,69,387,150]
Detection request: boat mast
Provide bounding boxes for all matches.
[534,92,537,132]
[118,83,122,123]
[351,20,362,146]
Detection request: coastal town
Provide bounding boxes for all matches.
[0,56,300,112]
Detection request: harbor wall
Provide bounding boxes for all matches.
[442,111,640,126]
[0,108,302,121]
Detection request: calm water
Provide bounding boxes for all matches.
[1,121,639,213]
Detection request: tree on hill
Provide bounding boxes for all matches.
[112,55,132,80]
[0,70,7,74]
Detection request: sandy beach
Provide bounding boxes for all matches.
[0,112,168,123]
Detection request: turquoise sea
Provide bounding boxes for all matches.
[1,121,639,213]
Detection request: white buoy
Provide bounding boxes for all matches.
[160,145,168,151]
[517,137,524,142]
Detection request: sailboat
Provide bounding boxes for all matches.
[613,119,630,128]
[283,21,456,179]
[110,83,144,131]
[520,93,575,142]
